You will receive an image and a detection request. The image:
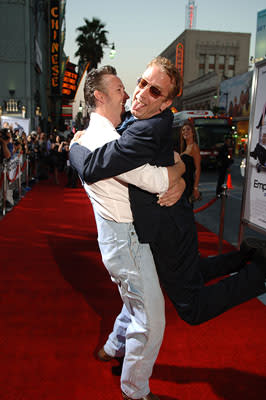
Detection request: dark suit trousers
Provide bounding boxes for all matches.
[150,205,266,325]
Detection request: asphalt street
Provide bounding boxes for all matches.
[195,156,266,248]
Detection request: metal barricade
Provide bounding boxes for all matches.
[0,153,30,216]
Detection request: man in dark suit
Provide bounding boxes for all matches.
[70,58,266,327]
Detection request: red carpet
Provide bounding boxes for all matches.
[0,181,265,400]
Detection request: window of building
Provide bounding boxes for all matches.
[228,55,235,77]
[199,54,205,76]
[228,55,235,66]
[219,55,225,70]
[208,55,215,72]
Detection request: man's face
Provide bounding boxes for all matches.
[122,91,130,115]
[131,65,173,120]
[103,75,127,126]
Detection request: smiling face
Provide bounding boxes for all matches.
[131,65,173,120]
[98,74,127,127]
[182,124,194,143]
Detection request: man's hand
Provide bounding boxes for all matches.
[167,152,185,188]
[157,177,186,207]
[70,130,85,148]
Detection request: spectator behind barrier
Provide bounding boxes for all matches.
[0,127,14,213]
[0,128,12,161]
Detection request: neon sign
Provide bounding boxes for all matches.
[175,43,184,97]
[62,61,78,99]
[50,1,60,95]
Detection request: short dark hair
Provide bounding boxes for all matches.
[84,65,117,113]
[147,56,182,100]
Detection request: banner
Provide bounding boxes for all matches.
[0,116,30,136]
[7,154,20,182]
[219,71,253,117]
[242,59,266,233]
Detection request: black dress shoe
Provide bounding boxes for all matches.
[240,238,266,275]
[240,238,258,261]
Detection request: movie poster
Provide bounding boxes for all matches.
[0,116,30,135]
[243,60,266,233]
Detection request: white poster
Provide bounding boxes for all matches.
[243,60,266,233]
[0,116,30,136]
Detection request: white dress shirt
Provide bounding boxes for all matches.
[81,112,169,222]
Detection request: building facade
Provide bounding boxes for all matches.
[0,0,66,133]
[160,29,250,111]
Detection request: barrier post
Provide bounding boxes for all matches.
[26,154,29,188]
[218,183,228,254]
[2,159,7,216]
[18,155,22,200]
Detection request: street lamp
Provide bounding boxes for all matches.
[109,43,116,59]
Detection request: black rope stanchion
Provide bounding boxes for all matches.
[218,183,228,255]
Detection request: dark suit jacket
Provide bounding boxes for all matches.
[70,109,192,243]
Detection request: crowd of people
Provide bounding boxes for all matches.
[0,124,78,214]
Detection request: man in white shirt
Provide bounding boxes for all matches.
[72,65,184,400]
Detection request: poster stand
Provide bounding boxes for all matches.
[238,59,266,246]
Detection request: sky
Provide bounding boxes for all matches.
[64,0,266,96]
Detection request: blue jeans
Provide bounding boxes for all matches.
[94,210,165,398]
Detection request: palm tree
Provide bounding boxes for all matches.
[75,17,109,69]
